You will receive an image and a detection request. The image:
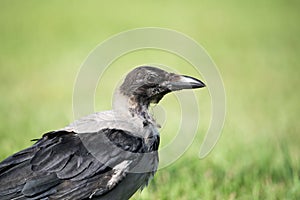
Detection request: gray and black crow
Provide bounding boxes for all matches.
[0,66,205,200]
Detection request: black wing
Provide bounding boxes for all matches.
[0,129,158,200]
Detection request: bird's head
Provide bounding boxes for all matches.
[119,66,205,106]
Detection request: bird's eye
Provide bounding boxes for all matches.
[147,74,157,83]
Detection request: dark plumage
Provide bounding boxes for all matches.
[0,66,205,200]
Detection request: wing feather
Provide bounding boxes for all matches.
[0,127,155,199]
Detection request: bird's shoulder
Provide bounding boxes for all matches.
[64,110,143,133]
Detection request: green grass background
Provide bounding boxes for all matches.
[0,0,299,199]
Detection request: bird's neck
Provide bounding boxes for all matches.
[113,90,152,121]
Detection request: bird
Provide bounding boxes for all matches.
[0,66,205,200]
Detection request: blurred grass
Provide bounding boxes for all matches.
[0,0,299,199]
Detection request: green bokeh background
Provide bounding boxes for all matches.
[0,0,299,199]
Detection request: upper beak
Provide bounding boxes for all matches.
[166,74,206,91]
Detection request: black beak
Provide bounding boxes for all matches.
[166,74,206,91]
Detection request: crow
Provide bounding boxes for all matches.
[0,66,205,200]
